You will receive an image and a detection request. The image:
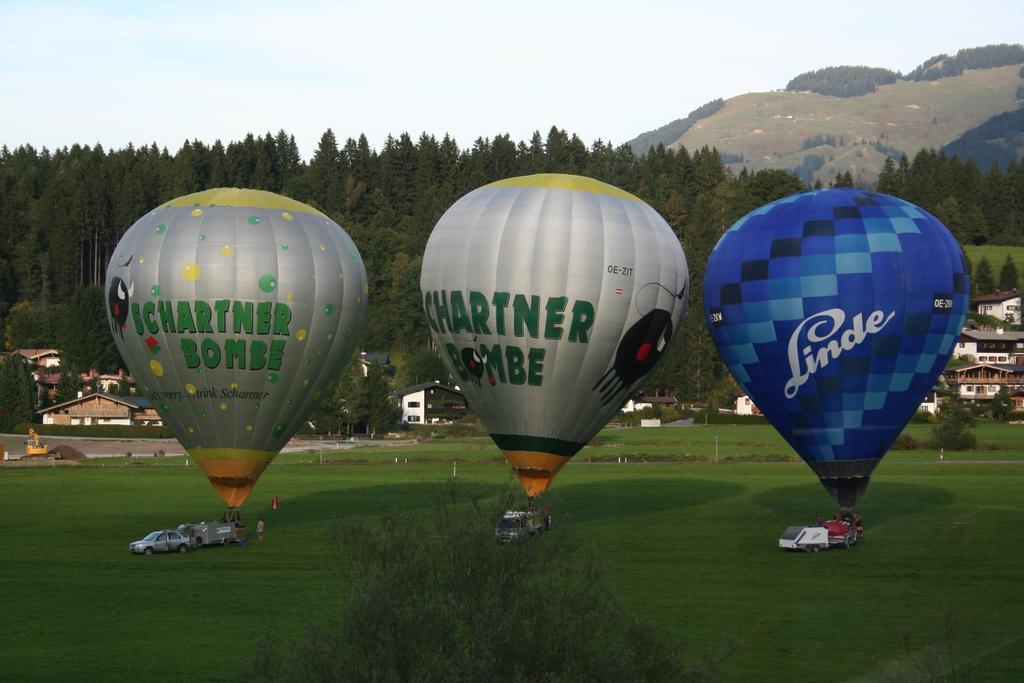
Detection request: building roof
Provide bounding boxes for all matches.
[38,392,154,414]
[946,363,1024,375]
[972,289,1020,304]
[635,395,678,404]
[360,352,391,366]
[959,329,1024,342]
[393,381,464,398]
[12,348,61,360]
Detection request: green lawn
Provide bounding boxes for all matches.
[2,423,1023,681]
[963,244,1024,284]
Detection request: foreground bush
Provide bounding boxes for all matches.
[246,486,733,682]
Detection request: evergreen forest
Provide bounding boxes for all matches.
[2,127,1024,409]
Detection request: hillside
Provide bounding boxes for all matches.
[941,107,1024,170]
[632,63,1023,185]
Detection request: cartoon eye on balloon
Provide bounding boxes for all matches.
[703,188,968,510]
[105,188,367,514]
[594,282,687,406]
[421,173,689,502]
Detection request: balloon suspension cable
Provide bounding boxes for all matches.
[526,496,535,512]
[225,506,241,524]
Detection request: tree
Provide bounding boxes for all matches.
[54,367,80,404]
[998,254,1019,292]
[3,300,52,349]
[973,257,995,295]
[245,486,732,682]
[0,354,36,430]
[932,394,977,450]
[57,286,121,373]
[990,386,1013,422]
[395,347,450,388]
[364,364,400,436]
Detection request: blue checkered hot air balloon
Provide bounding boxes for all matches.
[703,189,968,508]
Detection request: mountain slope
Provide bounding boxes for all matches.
[941,107,1024,170]
[631,63,1023,184]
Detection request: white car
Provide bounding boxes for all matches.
[778,525,829,552]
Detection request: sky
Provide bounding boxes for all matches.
[1,0,1022,159]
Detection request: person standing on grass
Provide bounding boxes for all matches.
[257,517,265,543]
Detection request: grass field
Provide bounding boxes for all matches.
[2,423,1023,681]
[963,244,1024,280]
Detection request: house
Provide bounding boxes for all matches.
[79,369,135,394]
[393,382,467,424]
[1011,390,1024,414]
[38,392,162,426]
[918,390,940,414]
[8,349,65,402]
[13,348,62,373]
[972,290,1021,324]
[734,394,761,416]
[621,395,678,413]
[942,363,1024,403]
[359,352,391,377]
[953,329,1024,364]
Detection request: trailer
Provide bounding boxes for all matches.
[779,519,858,552]
[178,521,244,547]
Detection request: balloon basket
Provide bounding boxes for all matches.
[225,506,241,524]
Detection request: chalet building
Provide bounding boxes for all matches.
[13,348,62,372]
[39,393,162,427]
[943,363,1024,403]
[79,368,135,394]
[734,395,761,416]
[1012,390,1024,414]
[622,395,679,413]
[7,349,64,402]
[359,352,391,377]
[954,329,1024,364]
[393,382,467,424]
[972,290,1021,324]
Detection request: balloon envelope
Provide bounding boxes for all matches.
[105,188,367,507]
[421,174,689,497]
[703,189,968,507]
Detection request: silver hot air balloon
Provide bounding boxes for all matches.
[420,174,689,499]
[105,188,367,511]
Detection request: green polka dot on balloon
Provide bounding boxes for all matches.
[199,234,206,241]
[281,243,288,251]
[305,358,311,365]
[248,216,260,225]
[254,402,260,409]
[201,411,207,417]
[155,224,167,234]
[267,372,279,384]
[197,368,203,374]
[286,399,293,405]
[151,285,160,296]
[259,274,277,292]
[272,424,287,438]
[161,403,169,411]
[324,304,334,315]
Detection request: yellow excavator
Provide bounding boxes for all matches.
[25,428,50,457]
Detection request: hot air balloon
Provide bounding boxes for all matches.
[703,189,968,509]
[420,174,689,501]
[105,188,367,514]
